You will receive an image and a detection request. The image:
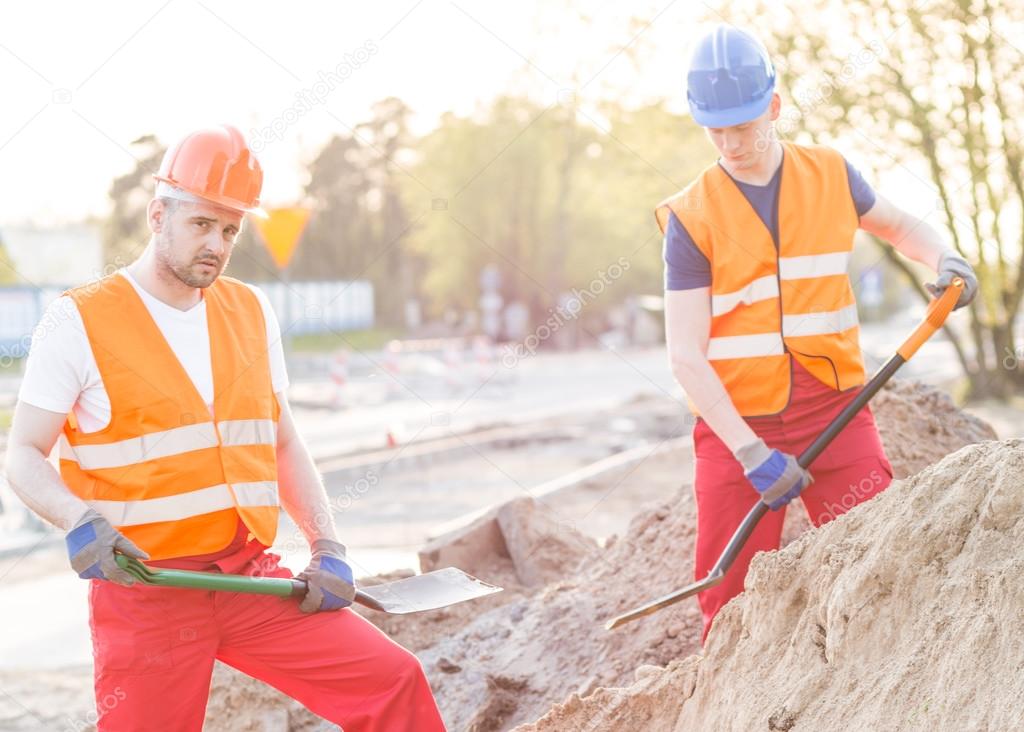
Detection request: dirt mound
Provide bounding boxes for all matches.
[421,379,995,729]
[204,663,334,731]
[200,379,994,730]
[419,484,703,731]
[775,377,998,545]
[201,497,593,731]
[519,439,1022,731]
[419,495,599,589]
[872,379,997,476]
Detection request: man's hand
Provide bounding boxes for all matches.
[297,539,356,613]
[926,252,977,310]
[735,438,812,510]
[65,508,149,585]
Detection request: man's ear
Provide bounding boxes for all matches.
[768,93,781,121]
[148,198,168,234]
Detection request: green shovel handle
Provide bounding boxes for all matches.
[116,554,306,598]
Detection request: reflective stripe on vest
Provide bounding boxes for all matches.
[87,481,278,526]
[782,302,859,338]
[60,274,281,560]
[706,332,784,360]
[58,419,276,470]
[711,275,779,317]
[779,252,851,279]
[656,142,865,416]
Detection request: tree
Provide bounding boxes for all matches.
[101,134,165,266]
[354,97,420,326]
[737,0,1024,396]
[0,231,18,285]
[296,133,374,280]
[570,100,711,302]
[402,95,710,328]
[293,98,421,327]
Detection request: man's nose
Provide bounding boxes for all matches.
[204,231,227,256]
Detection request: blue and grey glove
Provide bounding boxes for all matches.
[926,252,977,310]
[65,508,149,585]
[297,539,356,613]
[735,438,812,510]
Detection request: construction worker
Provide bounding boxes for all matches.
[659,26,977,642]
[3,125,446,731]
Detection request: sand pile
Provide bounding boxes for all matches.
[201,497,596,731]
[202,379,996,731]
[871,379,997,475]
[419,487,703,731]
[519,439,1022,731]
[204,663,332,731]
[418,379,996,730]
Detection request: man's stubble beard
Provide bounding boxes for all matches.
[155,225,228,289]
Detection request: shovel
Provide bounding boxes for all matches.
[606,277,965,630]
[115,554,502,614]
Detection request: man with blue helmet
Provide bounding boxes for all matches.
[657,25,977,642]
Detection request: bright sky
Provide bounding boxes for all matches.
[0,1,940,228]
[0,1,689,226]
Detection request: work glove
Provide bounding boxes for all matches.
[735,438,812,511]
[65,508,149,585]
[926,252,977,310]
[297,539,356,613]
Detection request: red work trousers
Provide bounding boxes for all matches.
[693,360,894,643]
[88,549,445,731]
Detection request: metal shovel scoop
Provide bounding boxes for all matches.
[115,554,502,614]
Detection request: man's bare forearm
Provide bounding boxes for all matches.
[4,445,90,531]
[885,213,951,271]
[276,436,340,545]
[671,352,759,454]
[861,194,953,272]
[665,288,760,455]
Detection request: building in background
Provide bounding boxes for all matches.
[2,224,104,285]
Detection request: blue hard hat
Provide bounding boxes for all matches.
[686,25,776,127]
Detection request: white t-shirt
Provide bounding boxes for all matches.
[18,269,289,433]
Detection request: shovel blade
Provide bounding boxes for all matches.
[356,567,502,614]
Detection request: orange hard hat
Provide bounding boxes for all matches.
[154,125,266,217]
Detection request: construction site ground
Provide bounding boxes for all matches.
[0,344,1019,731]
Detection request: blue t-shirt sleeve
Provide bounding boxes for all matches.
[663,211,712,290]
[844,158,876,217]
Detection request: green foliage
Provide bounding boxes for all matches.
[98,97,712,332]
[101,135,165,267]
[402,96,709,319]
[736,0,1024,396]
[0,232,19,285]
[293,97,419,326]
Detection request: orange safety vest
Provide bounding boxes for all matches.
[656,141,865,416]
[59,273,281,560]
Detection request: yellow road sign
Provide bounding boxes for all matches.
[253,206,312,270]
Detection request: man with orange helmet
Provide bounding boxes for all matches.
[4,125,445,731]
[659,26,978,643]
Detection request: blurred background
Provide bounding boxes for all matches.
[0,0,1022,716]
